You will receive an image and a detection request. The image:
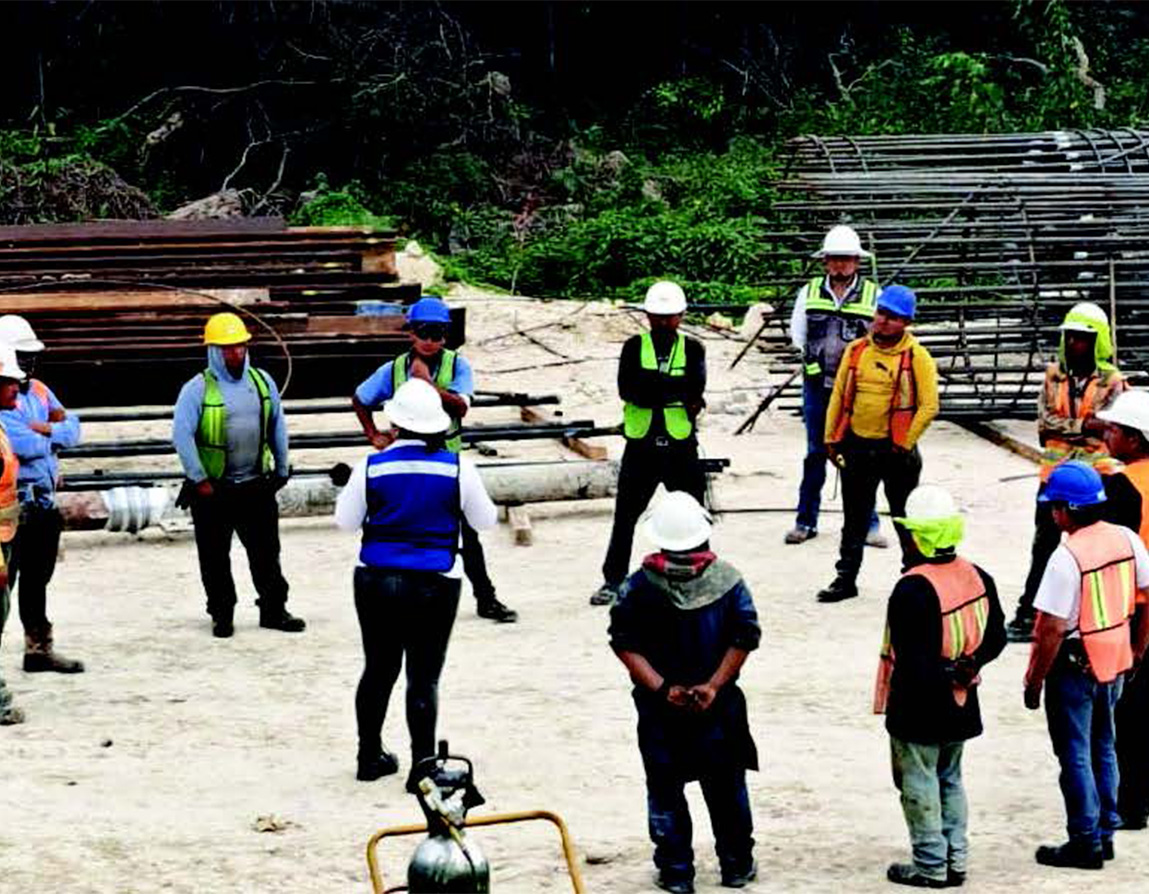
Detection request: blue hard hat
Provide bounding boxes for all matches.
[1038,460,1107,508]
[406,297,452,325]
[877,284,917,320]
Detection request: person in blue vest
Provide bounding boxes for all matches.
[0,315,84,673]
[592,282,707,607]
[352,296,516,624]
[786,225,885,548]
[335,377,497,786]
[172,312,304,638]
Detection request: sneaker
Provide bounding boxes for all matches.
[721,859,758,887]
[655,874,695,894]
[357,749,400,782]
[1034,841,1104,869]
[816,577,858,603]
[886,863,948,888]
[785,526,817,545]
[476,597,518,623]
[1006,613,1035,644]
[865,529,889,549]
[590,583,620,606]
[259,609,306,633]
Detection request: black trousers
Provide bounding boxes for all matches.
[189,479,290,620]
[602,438,706,586]
[1016,499,1060,618]
[460,520,495,602]
[1117,659,1149,822]
[835,435,921,582]
[353,566,461,764]
[9,503,63,633]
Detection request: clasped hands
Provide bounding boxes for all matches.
[665,682,719,713]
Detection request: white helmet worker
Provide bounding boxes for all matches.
[813,224,873,259]
[1097,389,1149,440]
[0,315,45,352]
[643,281,687,316]
[0,345,27,383]
[903,484,958,520]
[643,490,712,552]
[1059,301,1108,333]
[383,378,451,435]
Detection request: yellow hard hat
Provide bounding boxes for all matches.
[203,312,251,346]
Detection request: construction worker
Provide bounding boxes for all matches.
[1095,389,1149,830]
[592,281,707,606]
[0,348,28,725]
[335,378,497,787]
[817,285,939,603]
[609,491,759,894]
[873,485,1005,888]
[172,312,304,638]
[352,296,516,624]
[1007,302,1126,643]
[1023,461,1149,869]
[0,315,83,674]
[786,225,885,548]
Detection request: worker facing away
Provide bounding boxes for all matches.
[593,281,707,607]
[0,347,28,725]
[874,485,1006,888]
[172,312,304,638]
[352,296,516,624]
[0,315,83,673]
[335,378,497,788]
[609,491,759,894]
[1007,302,1127,643]
[786,225,885,548]
[1023,461,1149,869]
[1095,389,1149,831]
[817,285,940,603]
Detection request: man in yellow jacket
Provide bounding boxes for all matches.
[818,285,939,603]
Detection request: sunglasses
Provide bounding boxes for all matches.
[412,324,448,341]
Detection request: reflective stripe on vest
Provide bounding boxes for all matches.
[1064,521,1137,683]
[804,277,878,317]
[28,379,51,412]
[361,444,461,572]
[0,426,20,543]
[829,339,917,448]
[873,557,989,714]
[197,368,274,480]
[392,350,462,452]
[1121,459,1149,547]
[1040,370,1123,480]
[623,332,693,441]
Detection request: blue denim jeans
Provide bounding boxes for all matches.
[646,767,754,883]
[890,736,968,881]
[796,378,878,533]
[1045,662,1124,847]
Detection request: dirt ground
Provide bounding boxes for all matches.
[2,259,1147,892]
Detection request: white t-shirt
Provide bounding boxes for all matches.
[1033,524,1149,636]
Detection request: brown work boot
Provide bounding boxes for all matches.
[24,624,85,674]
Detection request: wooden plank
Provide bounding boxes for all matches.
[520,405,608,460]
[507,505,533,546]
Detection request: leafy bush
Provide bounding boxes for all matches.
[290,176,395,229]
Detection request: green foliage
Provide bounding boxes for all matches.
[290,176,395,229]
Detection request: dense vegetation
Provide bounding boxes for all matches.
[1,1,1148,302]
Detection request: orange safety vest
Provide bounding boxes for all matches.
[1120,459,1149,548]
[1063,521,1137,684]
[829,339,917,448]
[1040,369,1124,481]
[0,425,20,543]
[873,557,989,714]
[28,379,51,411]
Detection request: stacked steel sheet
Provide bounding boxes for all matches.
[757,130,1149,421]
[0,219,426,404]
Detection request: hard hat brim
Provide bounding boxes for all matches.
[383,403,451,435]
[812,248,873,259]
[204,332,252,346]
[1059,322,1098,334]
[643,518,712,552]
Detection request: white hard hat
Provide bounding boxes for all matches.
[813,225,873,259]
[1097,389,1149,440]
[383,379,450,434]
[904,484,958,520]
[1060,301,1107,333]
[643,490,712,551]
[0,345,27,382]
[0,315,44,352]
[643,281,687,315]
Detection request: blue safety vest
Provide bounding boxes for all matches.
[361,445,461,572]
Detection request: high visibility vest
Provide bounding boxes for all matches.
[1040,366,1125,481]
[828,339,917,448]
[197,367,274,480]
[0,425,20,543]
[623,332,694,441]
[873,557,989,714]
[1064,521,1137,684]
[802,277,878,378]
[1121,459,1149,547]
[392,350,462,453]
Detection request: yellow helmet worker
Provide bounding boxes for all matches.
[203,312,252,346]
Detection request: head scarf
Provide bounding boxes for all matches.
[895,514,965,558]
[1058,307,1116,373]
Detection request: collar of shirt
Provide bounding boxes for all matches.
[821,275,859,308]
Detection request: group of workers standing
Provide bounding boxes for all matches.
[2,229,1148,893]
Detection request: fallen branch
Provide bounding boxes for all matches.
[1072,36,1106,111]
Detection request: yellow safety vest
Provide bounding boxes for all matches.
[392,350,462,452]
[197,368,274,480]
[623,332,693,441]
